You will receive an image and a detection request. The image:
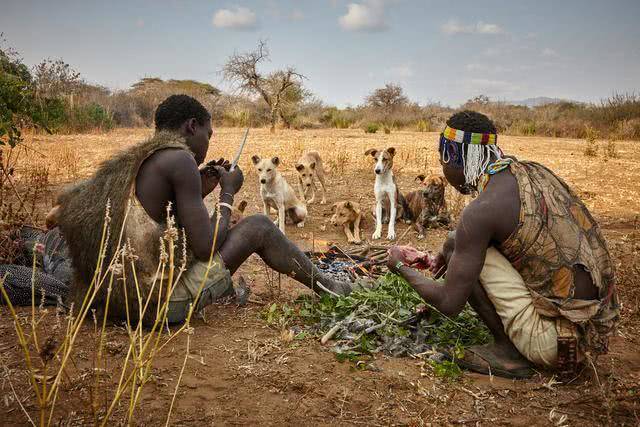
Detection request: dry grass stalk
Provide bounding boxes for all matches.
[0,199,221,425]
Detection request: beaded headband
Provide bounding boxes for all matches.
[442,125,497,145]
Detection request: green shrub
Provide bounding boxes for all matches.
[65,102,113,133]
[364,123,379,133]
[31,97,67,132]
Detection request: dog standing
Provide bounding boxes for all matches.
[330,201,363,244]
[365,147,408,240]
[405,174,450,238]
[295,151,327,205]
[252,155,307,234]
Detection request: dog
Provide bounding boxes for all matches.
[295,151,327,205]
[252,155,307,234]
[405,174,450,238]
[229,200,248,227]
[330,201,363,244]
[364,147,409,240]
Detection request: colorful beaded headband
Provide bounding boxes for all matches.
[442,125,497,145]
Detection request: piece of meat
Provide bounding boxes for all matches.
[391,246,434,270]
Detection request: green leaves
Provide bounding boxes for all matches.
[266,273,491,363]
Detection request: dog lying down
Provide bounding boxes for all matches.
[229,200,248,227]
[330,201,363,244]
[404,174,451,239]
[252,155,307,235]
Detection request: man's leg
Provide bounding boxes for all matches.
[466,281,533,370]
[218,215,352,295]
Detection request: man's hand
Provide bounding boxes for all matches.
[430,232,455,278]
[388,246,433,272]
[219,165,244,195]
[200,158,230,197]
[387,246,406,272]
[429,252,446,278]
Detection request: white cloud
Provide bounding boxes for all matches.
[212,7,257,30]
[339,0,388,32]
[135,19,145,28]
[388,63,414,78]
[290,9,304,21]
[476,22,504,34]
[441,19,504,35]
[541,47,559,58]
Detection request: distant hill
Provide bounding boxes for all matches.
[508,97,573,107]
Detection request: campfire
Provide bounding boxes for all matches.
[306,245,390,282]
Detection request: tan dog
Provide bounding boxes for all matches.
[405,174,450,238]
[364,147,409,240]
[295,151,327,205]
[229,200,248,227]
[330,201,363,244]
[252,155,307,234]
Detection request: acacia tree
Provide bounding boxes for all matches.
[366,83,409,116]
[223,41,305,132]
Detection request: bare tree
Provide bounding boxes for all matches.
[32,58,81,102]
[366,83,409,111]
[223,41,305,132]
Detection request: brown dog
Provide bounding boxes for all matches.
[330,201,363,244]
[229,200,248,227]
[405,174,450,238]
[295,151,327,205]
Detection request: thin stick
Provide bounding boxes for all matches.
[2,363,36,427]
[0,164,37,224]
[314,281,340,297]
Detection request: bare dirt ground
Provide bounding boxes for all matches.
[1,128,639,425]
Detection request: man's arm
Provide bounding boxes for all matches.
[170,153,233,261]
[392,204,493,317]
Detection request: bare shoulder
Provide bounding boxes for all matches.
[460,172,519,243]
[150,148,199,178]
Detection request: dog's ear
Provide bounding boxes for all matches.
[344,201,352,209]
[295,163,304,172]
[271,156,280,167]
[237,200,248,213]
[415,174,426,183]
[309,161,316,170]
[364,148,378,157]
[251,155,261,165]
[387,147,396,157]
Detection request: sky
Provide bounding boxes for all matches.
[2,0,639,107]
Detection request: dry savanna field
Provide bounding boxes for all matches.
[1,127,639,425]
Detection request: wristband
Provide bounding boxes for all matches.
[393,261,405,272]
[221,192,235,200]
[218,202,233,211]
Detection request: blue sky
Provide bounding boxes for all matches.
[2,0,639,107]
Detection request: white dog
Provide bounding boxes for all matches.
[365,147,406,241]
[252,155,307,234]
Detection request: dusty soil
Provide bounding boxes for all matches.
[1,128,639,425]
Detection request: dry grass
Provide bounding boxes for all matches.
[1,127,639,425]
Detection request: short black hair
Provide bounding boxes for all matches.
[446,110,497,134]
[154,94,211,131]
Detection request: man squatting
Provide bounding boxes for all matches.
[387,111,619,378]
[49,95,352,325]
